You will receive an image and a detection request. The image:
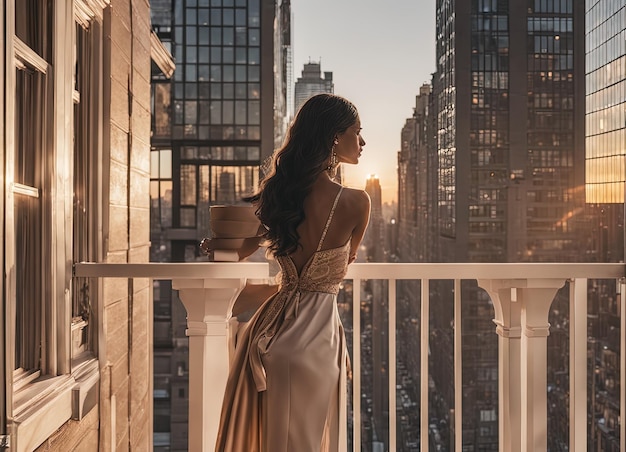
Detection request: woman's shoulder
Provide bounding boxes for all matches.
[341,186,370,202]
[338,186,370,212]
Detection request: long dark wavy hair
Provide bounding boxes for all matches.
[245,94,358,256]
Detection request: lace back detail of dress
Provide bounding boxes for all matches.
[275,186,349,295]
[256,187,349,346]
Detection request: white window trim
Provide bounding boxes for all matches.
[74,0,110,27]
[4,1,105,450]
[13,37,48,74]
[10,183,40,198]
[12,375,74,452]
[151,31,176,78]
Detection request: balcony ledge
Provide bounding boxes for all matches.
[72,261,626,451]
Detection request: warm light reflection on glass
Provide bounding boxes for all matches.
[586,157,625,203]
[585,1,626,205]
[555,207,584,228]
[586,182,624,204]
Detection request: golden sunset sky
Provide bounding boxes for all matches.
[291,0,436,203]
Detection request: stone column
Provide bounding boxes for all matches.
[173,277,245,452]
[478,279,523,452]
[478,278,565,452]
[518,280,564,452]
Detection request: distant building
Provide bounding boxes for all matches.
[364,175,384,262]
[362,174,388,444]
[428,1,586,450]
[149,0,290,449]
[294,62,334,114]
[435,1,585,264]
[395,83,440,449]
[397,83,434,263]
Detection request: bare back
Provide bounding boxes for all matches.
[289,177,370,274]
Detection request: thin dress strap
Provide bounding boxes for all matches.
[316,186,344,252]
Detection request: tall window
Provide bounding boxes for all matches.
[6,0,105,445]
[13,0,52,375]
[72,18,99,363]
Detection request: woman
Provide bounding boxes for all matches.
[214,94,370,452]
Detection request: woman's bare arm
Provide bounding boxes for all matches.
[348,190,371,263]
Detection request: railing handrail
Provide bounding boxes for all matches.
[73,259,626,450]
[74,261,625,280]
[348,262,624,279]
[73,261,270,279]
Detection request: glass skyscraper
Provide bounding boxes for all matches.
[584,1,625,450]
[436,0,585,264]
[293,61,334,114]
[586,0,626,205]
[149,1,290,449]
[430,1,586,450]
[585,0,625,263]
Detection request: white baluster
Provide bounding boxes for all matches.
[173,277,245,452]
[479,279,523,452]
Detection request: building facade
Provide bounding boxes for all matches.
[396,83,440,450]
[585,0,625,262]
[149,0,290,449]
[397,84,434,264]
[1,0,166,450]
[293,61,334,114]
[428,0,586,449]
[436,0,585,264]
[362,175,388,448]
[584,0,626,449]
[586,0,626,206]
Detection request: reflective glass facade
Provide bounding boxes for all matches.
[525,0,581,262]
[585,0,626,203]
[150,0,289,252]
[433,1,586,450]
[151,0,276,246]
[160,0,263,142]
[584,2,625,451]
[149,1,289,449]
[468,1,509,262]
[436,0,584,263]
[436,0,456,238]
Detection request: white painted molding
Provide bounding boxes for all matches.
[150,31,176,79]
[11,183,39,198]
[345,262,623,280]
[74,262,624,281]
[13,376,75,452]
[74,0,108,25]
[74,262,270,279]
[14,37,48,74]
[71,359,100,420]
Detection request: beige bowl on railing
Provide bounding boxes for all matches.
[210,205,258,222]
[207,236,263,250]
[209,205,261,238]
[207,237,246,250]
[209,219,261,238]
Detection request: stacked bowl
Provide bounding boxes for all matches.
[208,205,263,260]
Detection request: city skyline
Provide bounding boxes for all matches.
[2,1,625,452]
[291,0,436,203]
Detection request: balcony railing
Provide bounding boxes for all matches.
[74,261,625,452]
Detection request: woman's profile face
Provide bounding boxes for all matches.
[334,118,365,165]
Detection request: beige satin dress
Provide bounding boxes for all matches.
[215,188,349,452]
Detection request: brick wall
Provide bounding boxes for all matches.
[102,0,153,450]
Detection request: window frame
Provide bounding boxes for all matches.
[3,0,106,449]
[72,12,104,368]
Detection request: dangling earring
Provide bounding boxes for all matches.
[327,139,339,177]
